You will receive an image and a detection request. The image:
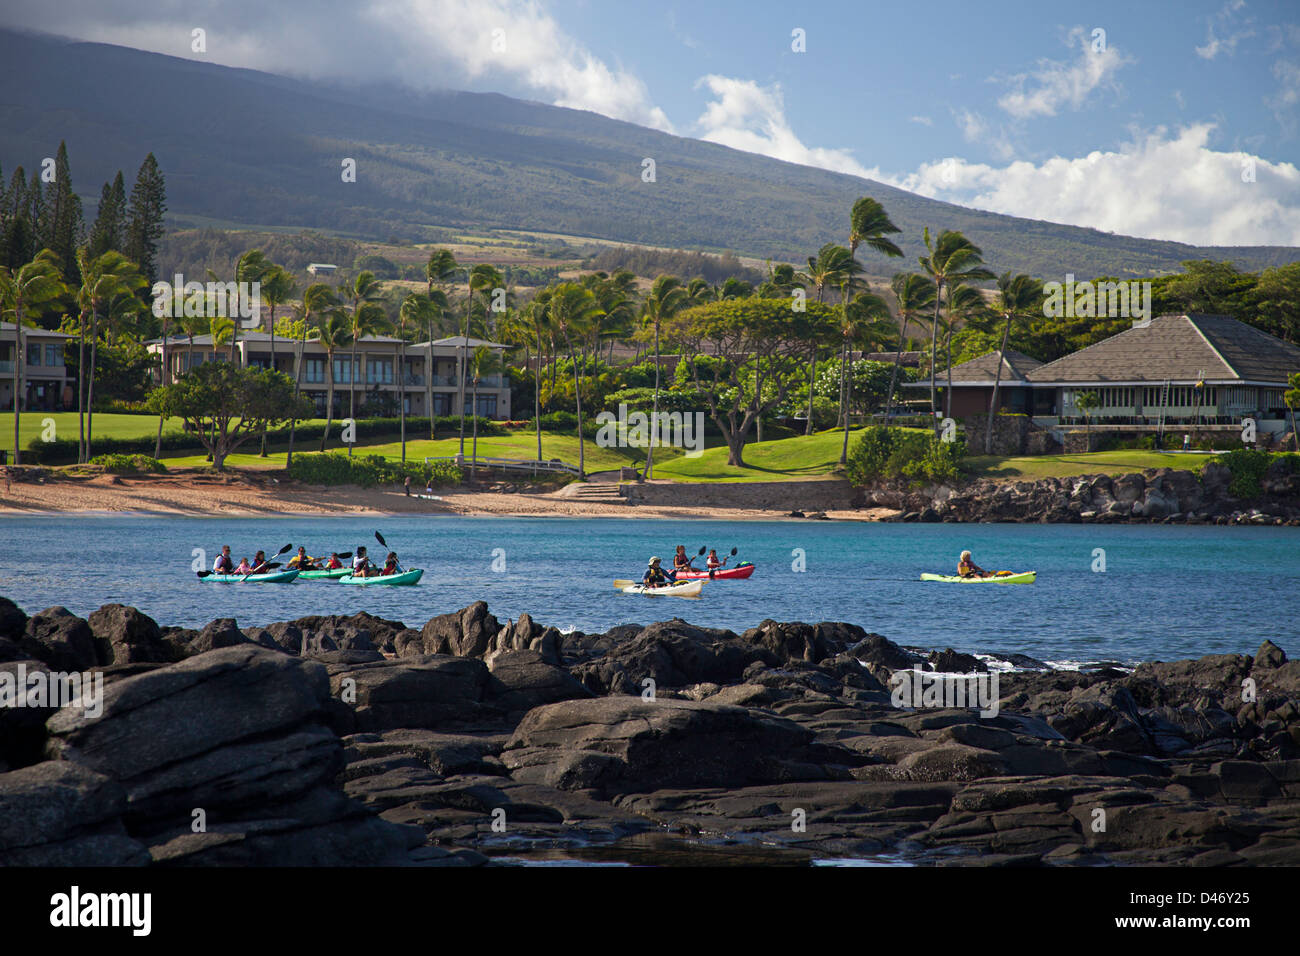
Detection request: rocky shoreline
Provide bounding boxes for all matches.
[2,597,1298,866]
[862,462,1300,525]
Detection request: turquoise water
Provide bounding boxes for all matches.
[0,516,1296,664]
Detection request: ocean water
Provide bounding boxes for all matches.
[0,515,1296,665]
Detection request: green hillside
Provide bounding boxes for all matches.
[1,29,1295,279]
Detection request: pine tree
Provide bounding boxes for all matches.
[124,153,166,284]
[88,171,128,258]
[44,142,85,283]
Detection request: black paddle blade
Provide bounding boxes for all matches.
[730,547,738,555]
[264,562,282,570]
[196,570,211,578]
[337,551,352,559]
[375,531,388,548]
[698,546,706,555]
[277,543,293,556]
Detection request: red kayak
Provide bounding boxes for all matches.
[671,562,755,581]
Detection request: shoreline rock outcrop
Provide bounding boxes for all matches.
[1,598,1298,866]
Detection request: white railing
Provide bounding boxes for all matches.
[425,455,580,475]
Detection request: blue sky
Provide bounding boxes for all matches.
[6,0,1299,246]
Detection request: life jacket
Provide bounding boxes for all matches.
[644,567,668,586]
[958,559,978,577]
[234,564,252,575]
[382,563,397,576]
[214,555,233,573]
[706,554,722,569]
[326,557,342,569]
[673,553,691,569]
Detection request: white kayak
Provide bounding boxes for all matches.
[620,580,704,597]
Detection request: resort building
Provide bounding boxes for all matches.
[145,332,510,419]
[306,263,337,276]
[0,323,76,411]
[925,314,1300,439]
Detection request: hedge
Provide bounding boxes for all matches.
[846,426,965,487]
[1212,450,1300,498]
[287,453,462,487]
[87,454,167,474]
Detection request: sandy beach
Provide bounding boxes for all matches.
[0,469,891,521]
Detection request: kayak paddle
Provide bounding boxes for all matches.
[245,543,292,580]
[374,530,405,573]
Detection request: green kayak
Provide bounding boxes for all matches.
[920,571,1036,585]
[299,567,351,579]
[198,569,300,584]
[337,569,424,586]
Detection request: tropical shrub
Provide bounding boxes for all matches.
[288,452,461,487]
[88,454,167,473]
[847,426,965,486]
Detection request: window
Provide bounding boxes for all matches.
[367,358,393,384]
[27,343,41,366]
[475,395,497,417]
[333,358,352,384]
[45,344,63,367]
[304,359,325,384]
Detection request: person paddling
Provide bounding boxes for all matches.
[352,546,373,578]
[673,545,697,574]
[287,546,318,571]
[213,545,234,575]
[705,549,727,571]
[643,556,671,588]
[325,552,344,570]
[380,552,400,576]
[250,550,270,574]
[958,550,990,579]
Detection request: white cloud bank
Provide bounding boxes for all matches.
[2,0,674,132]
[888,125,1300,248]
[692,75,1299,248]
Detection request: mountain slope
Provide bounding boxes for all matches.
[1,28,1295,278]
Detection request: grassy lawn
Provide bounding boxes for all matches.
[650,427,868,483]
[1,412,187,454]
[158,427,677,474]
[963,450,1198,480]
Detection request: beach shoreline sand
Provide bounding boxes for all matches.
[0,471,893,521]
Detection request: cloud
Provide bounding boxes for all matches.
[952,109,1015,161]
[692,75,875,177]
[1,0,674,132]
[909,115,933,126]
[1196,0,1255,59]
[997,26,1132,119]
[880,124,1300,247]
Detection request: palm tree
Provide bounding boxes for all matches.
[797,243,856,434]
[285,283,337,469]
[848,197,905,262]
[838,290,891,464]
[1075,391,1100,451]
[459,264,503,455]
[467,344,503,482]
[258,265,297,455]
[0,249,64,465]
[396,292,433,463]
[315,308,353,452]
[885,274,937,423]
[919,229,995,434]
[547,283,605,477]
[640,275,687,478]
[425,249,458,436]
[941,282,988,419]
[345,302,390,457]
[74,249,145,462]
[339,271,385,454]
[985,272,1045,453]
[521,299,550,462]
